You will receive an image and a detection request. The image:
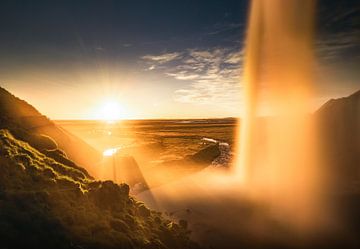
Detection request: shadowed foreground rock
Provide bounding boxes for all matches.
[0,87,101,177]
[0,129,200,249]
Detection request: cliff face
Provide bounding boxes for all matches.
[0,87,199,249]
[316,90,360,186]
[0,87,101,177]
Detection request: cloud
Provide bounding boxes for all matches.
[316,4,360,63]
[140,27,358,107]
[142,52,183,71]
[142,52,182,64]
[166,72,199,80]
[206,22,243,36]
[316,31,360,62]
[141,47,243,105]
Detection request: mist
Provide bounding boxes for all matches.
[136,1,352,248]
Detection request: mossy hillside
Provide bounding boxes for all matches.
[0,129,199,249]
[0,87,102,177]
[0,115,93,178]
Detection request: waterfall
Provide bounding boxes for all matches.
[236,0,325,228]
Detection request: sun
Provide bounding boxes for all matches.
[96,100,125,122]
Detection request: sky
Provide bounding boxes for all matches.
[0,0,359,119]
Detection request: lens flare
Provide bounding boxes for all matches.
[95,100,127,121]
[103,147,119,157]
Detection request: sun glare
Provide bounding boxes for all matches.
[103,147,119,157]
[96,100,126,122]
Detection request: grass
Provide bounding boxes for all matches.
[0,129,200,249]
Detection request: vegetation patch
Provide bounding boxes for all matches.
[0,129,200,249]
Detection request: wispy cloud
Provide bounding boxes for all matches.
[206,22,243,36]
[140,13,359,107]
[141,47,243,105]
[316,31,360,62]
[316,4,360,63]
[142,52,181,62]
[142,52,182,70]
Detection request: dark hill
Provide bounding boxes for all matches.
[0,87,199,249]
[316,90,360,186]
[0,87,101,177]
[0,129,198,249]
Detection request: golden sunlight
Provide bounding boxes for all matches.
[95,100,126,121]
[103,147,119,157]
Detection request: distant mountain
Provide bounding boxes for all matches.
[0,87,101,177]
[316,90,360,187]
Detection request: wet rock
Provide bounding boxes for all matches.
[188,144,221,165]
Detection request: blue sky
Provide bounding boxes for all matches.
[0,0,358,119]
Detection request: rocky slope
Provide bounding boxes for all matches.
[0,87,101,177]
[0,87,200,249]
[316,90,360,187]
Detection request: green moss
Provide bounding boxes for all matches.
[0,129,200,249]
[24,133,58,151]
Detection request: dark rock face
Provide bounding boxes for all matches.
[315,90,360,240]
[188,144,221,165]
[316,90,360,186]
